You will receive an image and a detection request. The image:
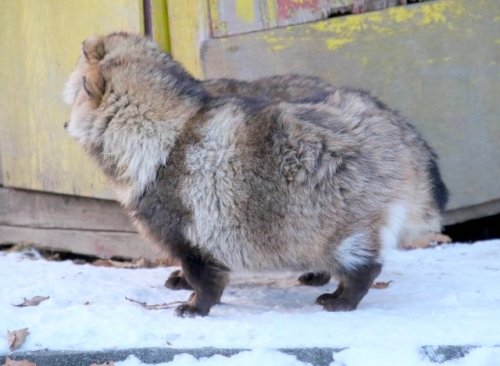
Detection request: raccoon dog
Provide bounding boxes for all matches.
[64,32,449,317]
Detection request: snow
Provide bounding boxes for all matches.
[1,240,500,365]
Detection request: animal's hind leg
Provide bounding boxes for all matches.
[298,271,331,286]
[316,261,382,311]
[316,231,381,311]
[401,233,451,249]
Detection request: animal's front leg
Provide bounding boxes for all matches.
[164,269,193,290]
[298,271,331,286]
[174,247,229,317]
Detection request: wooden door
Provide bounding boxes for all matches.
[0,0,168,199]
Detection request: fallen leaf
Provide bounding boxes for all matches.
[93,258,154,269]
[7,328,29,351]
[89,362,115,366]
[125,297,184,310]
[92,259,114,267]
[12,296,49,307]
[371,280,393,289]
[3,357,36,366]
[92,257,175,269]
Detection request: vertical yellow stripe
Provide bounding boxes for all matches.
[236,0,255,23]
[167,0,207,78]
[151,0,171,51]
[266,0,278,27]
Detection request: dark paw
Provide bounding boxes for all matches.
[174,303,209,318]
[322,298,357,312]
[315,284,344,305]
[298,271,331,286]
[316,292,338,305]
[164,270,193,290]
[316,293,357,311]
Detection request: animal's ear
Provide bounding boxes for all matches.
[82,65,105,102]
[82,35,105,63]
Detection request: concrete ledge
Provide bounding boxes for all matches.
[2,345,496,366]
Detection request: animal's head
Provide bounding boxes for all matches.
[63,32,164,147]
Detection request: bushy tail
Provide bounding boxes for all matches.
[427,156,449,212]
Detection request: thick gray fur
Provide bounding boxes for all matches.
[64,32,448,316]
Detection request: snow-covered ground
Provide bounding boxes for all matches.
[1,240,500,365]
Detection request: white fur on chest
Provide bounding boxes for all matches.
[104,116,179,206]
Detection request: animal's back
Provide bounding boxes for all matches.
[179,92,416,271]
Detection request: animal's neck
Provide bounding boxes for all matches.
[98,100,203,207]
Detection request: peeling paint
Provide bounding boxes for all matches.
[259,0,472,53]
[388,6,414,23]
[277,0,319,20]
[261,33,292,52]
[421,3,447,25]
[311,16,364,34]
[326,38,353,50]
[270,43,289,52]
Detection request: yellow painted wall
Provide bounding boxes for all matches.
[0,0,144,198]
[167,0,209,79]
[151,0,171,52]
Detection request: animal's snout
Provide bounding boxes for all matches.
[63,121,69,130]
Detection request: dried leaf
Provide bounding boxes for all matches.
[3,357,36,366]
[92,259,114,267]
[89,362,115,366]
[92,257,176,269]
[7,328,29,351]
[371,280,393,289]
[13,296,49,307]
[125,297,184,310]
[93,258,153,269]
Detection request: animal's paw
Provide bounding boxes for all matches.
[298,271,331,286]
[402,233,452,249]
[174,303,209,318]
[316,293,357,311]
[164,270,193,290]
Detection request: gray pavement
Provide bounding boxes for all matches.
[2,345,493,365]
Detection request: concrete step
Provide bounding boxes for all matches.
[2,345,495,366]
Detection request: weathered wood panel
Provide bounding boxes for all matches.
[0,188,133,232]
[444,199,500,226]
[0,0,143,198]
[0,226,158,260]
[203,0,500,212]
[0,187,159,259]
